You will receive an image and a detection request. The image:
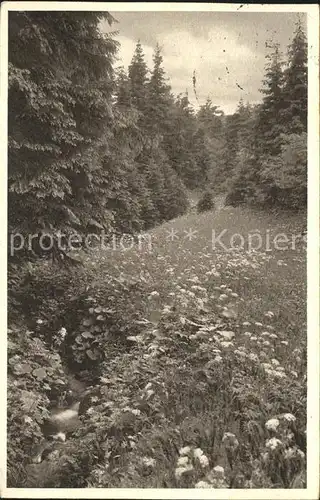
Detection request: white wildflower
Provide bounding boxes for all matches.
[263,340,271,346]
[281,340,289,346]
[269,333,278,339]
[243,331,252,337]
[36,319,44,325]
[250,336,258,341]
[220,341,233,348]
[214,355,223,363]
[271,358,280,366]
[177,456,189,467]
[175,464,193,478]
[261,331,270,336]
[149,290,160,298]
[58,327,67,338]
[213,465,225,478]
[222,432,239,448]
[265,311,274,318]
[193,448,204,459]
[179,446,191,456]
[142,457,156,467]
[243,321,251,326]
[248,353,259,362]
[131,408,141,416]
[255,322,263,327]
[265,418,280,432]
[218,330,235,340]
[219,294,228,300]
[198,454,209,468]
[266,437,282,450]
[231,292,239,297]
[262,363,272,370]
[195,480,211,488]
[282,413,296,422]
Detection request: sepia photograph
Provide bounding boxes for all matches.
[1,2,319,498]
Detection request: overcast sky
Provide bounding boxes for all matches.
[101,11,306,114]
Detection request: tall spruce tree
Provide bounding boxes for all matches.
[283,18,307,134]
[128,41,149,116]
[256,42,286,157]
[8,11,118,261]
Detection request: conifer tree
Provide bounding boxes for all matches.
[128,41,149,116]
[255,42,286,157]
[283,19,307,133]
[8,11,118,260]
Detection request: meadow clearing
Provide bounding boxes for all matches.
[8,203,307,488]
[64,205,307,488]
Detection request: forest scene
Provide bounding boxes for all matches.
[6,9,309,490]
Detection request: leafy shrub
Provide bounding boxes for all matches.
[7,325,68,486]
[197,190,215,213]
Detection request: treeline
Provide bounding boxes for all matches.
[8,11,211,260]
[8,12,307,262]
[222,21,307,209]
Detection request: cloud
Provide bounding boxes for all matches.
[114,26,265,113]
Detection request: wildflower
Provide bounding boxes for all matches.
[36,319,44,325]
[262,362,272,370]
[272,370,287,379]
[199,454,209,468]
[265,311,274,318]
[177,456,189,467]
[219,294,228,300]
[142,457,156,468]
[195,480,211,488]
[261,331,270,336]
[243,321,251,326]
[231,292,239,297]
[266,437,282,450]
[218,330,235,340]
[149,290,160,298]
[290,370,298,378]
[222,432,239,449]
[213,465,225,478]
[255,322,263,327]
[179,446,191,456]
[193,448,204,459]
[281,340,289,346]
[235,349,246,358]
[271,358,280,366]
[214,355,223,363]
[262,340,271,347]
[175,464,193,478]
[265,418,280,432]
[220,341,233,348]
[131,408,141,416]
[269,333,278,339]
[58,327,67,338]
[250,336,258,341]
[243,331,252,337]
[282,413,296,422]
[248,353,259,362]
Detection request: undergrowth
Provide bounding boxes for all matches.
[7,205,307,488]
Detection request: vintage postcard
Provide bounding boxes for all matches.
[1,2,319,499]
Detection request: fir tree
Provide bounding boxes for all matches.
[283,18,307,133]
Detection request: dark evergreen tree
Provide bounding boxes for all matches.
[283,19,307,134]
[255,42,286,158]
[128,41,149,116]
[8,11,118,261]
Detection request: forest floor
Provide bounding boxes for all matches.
[12,203,308,488]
